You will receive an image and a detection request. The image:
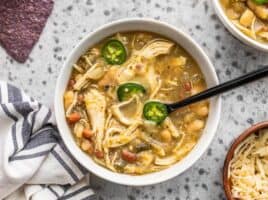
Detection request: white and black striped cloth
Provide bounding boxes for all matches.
[0,81,95,200]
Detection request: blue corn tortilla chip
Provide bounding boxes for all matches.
[0,0,54,63]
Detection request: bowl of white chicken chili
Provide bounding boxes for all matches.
[54,18,221,186]
[213,0,268,52]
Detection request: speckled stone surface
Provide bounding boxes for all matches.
[1,0,268,199]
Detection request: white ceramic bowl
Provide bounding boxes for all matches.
[212,0,268,52]
[54,18,221,186]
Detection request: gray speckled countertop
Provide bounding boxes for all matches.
[1,0,268,199]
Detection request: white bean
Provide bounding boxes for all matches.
[187,119,204,133]
[160,129,172,143]
[196,106,209,117]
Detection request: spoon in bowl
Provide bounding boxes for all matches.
[143,65,268,124]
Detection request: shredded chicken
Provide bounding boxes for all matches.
[139,39,174,59]
[147,65,161,99]
[84,89,106,151]
[104,123,140,148]
[155,142,195,166]
[65,92,78,116]
[111,96,143,126]
[116,66,136,83]
[163,117,180,138]
[140,132,166,156]
[98,67,118,87]
[74,63,105,90]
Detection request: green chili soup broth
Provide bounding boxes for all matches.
[65,31,209,174]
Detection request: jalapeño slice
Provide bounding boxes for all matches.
[143,101,168,124]
[102,39,127,65]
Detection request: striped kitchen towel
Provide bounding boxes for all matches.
[0,81,95,200]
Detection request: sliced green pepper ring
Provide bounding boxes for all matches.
[252,0,268,4]
[117,83,146,101]
[143,101,168,124]
[101,39,127,65]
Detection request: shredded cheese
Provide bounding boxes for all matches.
[228,129,268,199]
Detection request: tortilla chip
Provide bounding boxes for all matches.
[0,0,54,63]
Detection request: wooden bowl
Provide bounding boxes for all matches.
[223,121,268,200]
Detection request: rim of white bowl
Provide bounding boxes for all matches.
[55,18,221,186]
[212,0,268,52]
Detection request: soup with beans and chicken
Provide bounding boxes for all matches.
[64,32,209,174]
[220,0,268,42]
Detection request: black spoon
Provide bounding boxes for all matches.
[143,66,268,124]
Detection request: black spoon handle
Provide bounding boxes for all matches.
[167,66,268,113]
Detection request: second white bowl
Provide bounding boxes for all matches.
[212,0,268,52]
